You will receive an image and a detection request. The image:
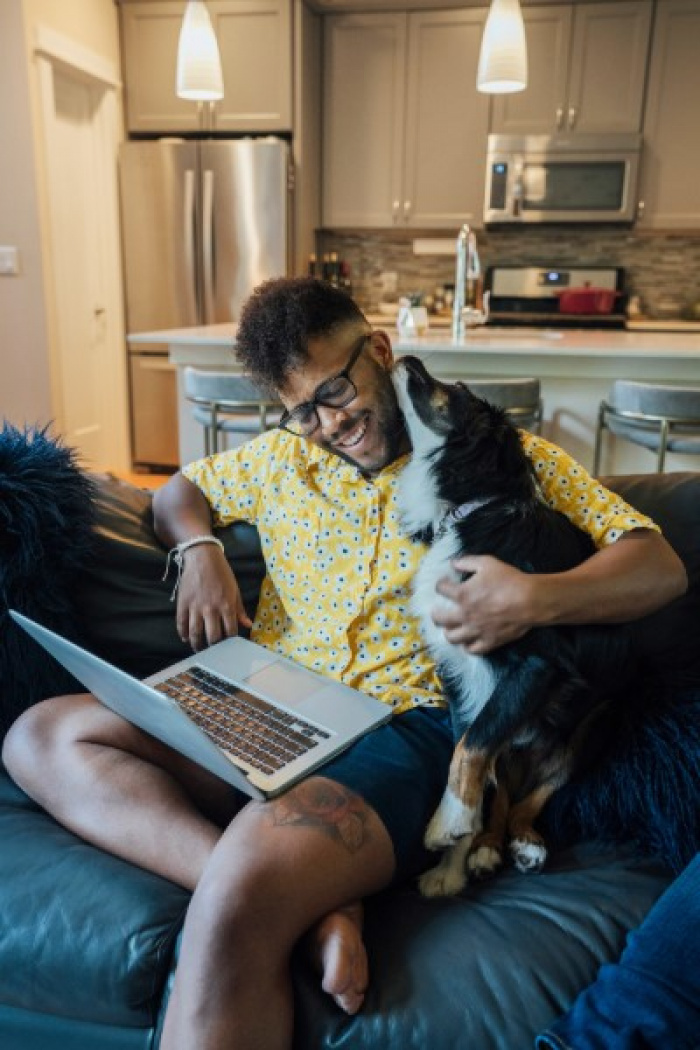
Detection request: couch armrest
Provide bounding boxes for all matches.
[76,474,265,678]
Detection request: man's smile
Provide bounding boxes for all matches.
[334,413,370,451]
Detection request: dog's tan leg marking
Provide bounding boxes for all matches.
[467,778,509,881]
[508,783,557,873]
[420,740,492,897]
[424,736,490,850]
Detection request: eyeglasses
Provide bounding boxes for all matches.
[278,333,370,437]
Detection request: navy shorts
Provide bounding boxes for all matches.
[319,705,454,883]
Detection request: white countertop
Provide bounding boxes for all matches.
[129,322,700,359]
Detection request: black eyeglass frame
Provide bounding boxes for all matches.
[277,333,371,437]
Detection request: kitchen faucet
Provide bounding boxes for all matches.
[452,223,482,339]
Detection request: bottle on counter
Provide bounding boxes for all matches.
[308,253,318,278]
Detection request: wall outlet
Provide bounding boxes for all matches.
[0,246,20,275]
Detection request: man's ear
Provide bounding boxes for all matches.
[369,329,394,369]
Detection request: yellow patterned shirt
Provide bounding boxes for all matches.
[182,430,658,715]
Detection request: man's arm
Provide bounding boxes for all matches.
[433,529,687,655]
[153,473,253,651]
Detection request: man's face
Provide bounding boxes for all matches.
[278,326,409,474]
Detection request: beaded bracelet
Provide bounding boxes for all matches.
[163,535,225,601]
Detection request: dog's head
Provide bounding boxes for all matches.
[392,356,537,532]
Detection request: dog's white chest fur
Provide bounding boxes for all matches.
[411,534,495,725]
[394,403,494,724]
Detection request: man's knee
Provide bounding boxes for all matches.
[2,694,89,788]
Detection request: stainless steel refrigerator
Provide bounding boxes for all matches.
[119,137,292,468]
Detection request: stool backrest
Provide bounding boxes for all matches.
[464,377,541,411]
[183,368,275,407]
[610,380,700,422]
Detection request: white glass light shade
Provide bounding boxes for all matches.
[176,0,224,101]
[477,0,528,94]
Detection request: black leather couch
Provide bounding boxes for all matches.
[1,470,699,1050]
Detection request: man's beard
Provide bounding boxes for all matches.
[319,368,408,475]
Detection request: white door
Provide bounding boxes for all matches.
[37,41,130,471]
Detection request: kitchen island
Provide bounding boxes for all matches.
[128,324,700,473]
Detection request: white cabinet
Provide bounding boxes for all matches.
[491,2,652,136]
[322,8,491,229]
[120,0,292,133]
[638,0,700,229]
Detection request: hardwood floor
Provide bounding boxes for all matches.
[110,468,174,490]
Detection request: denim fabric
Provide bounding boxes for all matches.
[536,852,700,1050]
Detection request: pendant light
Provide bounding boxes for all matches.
[477,0,528,94]
[176,0,224,101]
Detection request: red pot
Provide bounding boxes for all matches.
[557,287,621,315]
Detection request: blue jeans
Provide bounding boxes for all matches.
[535,852,700,1050]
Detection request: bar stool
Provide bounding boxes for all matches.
[594,379,700,473]
[461,377,543,433]
[183,367,282,455]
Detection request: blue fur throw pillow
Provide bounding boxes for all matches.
[0,423,97,738]
[542,667,700,876]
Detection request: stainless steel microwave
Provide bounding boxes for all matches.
[484,133,642,225]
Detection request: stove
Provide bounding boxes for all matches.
[484,265,628,329]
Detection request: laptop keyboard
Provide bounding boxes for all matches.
[154,665,331,777]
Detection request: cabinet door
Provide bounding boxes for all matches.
[121,2,201,133]
[120,0,292,134]
[211,0,292,132]
[490,5,572,135]
[567,1,652,134]
[403,8,490,228]
[322,13,406,228]
[639,0,700,228]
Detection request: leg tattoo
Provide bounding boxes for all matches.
[270,779,370,854]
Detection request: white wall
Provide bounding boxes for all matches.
[0,0,123,430]
[0,0,52,427]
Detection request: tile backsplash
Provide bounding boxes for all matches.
[315,227,700,320]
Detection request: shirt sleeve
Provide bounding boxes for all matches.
[181,435,274,527]
[520,432,660,548]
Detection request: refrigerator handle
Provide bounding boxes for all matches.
[202,168,215,324]
[184,169,198,321]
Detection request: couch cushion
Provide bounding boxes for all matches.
[292,842,671,1050]
[0,767,188,1028]
[600,472,700,674]
[76,474,265,678]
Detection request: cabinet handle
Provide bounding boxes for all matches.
[568,106,577,130]
[556,106,565,130]
[392,200,400,224]
[403,200,412,222]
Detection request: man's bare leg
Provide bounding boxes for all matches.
[2,694,394,1045]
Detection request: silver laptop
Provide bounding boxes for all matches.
[10,610,391,800]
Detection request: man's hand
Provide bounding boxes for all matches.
[176,544,253,651]
[432,555,538,654]
[432,530,688,656]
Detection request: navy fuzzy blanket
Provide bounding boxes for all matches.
[542,665,700,875]
[0,423,97,738]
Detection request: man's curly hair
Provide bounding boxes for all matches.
[235,277,367,394]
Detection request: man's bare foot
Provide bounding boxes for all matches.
[311,902,367,1015]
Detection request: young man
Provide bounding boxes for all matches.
[3,278,686,1050]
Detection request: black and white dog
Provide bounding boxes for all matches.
[392,356,633,897]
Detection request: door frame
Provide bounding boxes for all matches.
[33,24,130,470]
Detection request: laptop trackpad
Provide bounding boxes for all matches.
[245,661,324,705]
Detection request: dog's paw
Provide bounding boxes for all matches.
[510,837,547,874]
[467,844,503,882]
[419,860,468,898]
[424,790,474,850]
